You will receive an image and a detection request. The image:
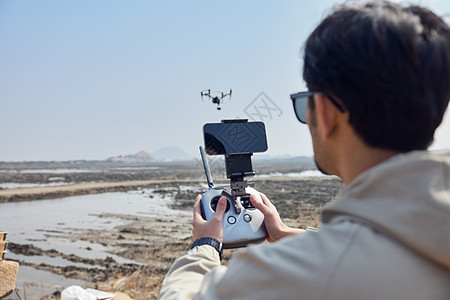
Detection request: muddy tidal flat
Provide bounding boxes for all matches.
[0,160,344,299]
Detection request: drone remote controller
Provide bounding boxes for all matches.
[200,184,267,248]
[198,121,268,249]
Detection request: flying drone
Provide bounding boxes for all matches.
[201,89,232,110]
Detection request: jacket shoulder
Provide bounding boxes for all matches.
[197,220,361,300]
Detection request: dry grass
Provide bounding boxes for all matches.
[97,270,165,300]
[298,206,323,228]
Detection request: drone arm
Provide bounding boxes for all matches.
[202,94,213,99]
[223,89,232,100]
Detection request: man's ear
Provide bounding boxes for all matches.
[314,93,339,140]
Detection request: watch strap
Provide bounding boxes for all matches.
[190,237,223,258]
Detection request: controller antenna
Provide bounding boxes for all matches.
[199,146,214,188]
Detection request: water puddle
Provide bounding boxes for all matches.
[259,170,335,178]
[0,187,188,294]
[0,181,72,189]
[10,265,87,300]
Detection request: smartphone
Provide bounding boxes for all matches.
[203,120,268,155]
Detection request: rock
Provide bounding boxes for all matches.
[0,260,19,298]
[114,292,134,300]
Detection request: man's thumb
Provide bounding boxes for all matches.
[214,196,227,217]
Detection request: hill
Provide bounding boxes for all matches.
[152,146,193,161]
[107,151,155,163]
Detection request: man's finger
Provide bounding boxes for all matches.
[250,194,270,215]
[260,192,275,209]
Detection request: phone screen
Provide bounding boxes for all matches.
[203,121,268,155]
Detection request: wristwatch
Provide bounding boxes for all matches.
[190,237,223,258]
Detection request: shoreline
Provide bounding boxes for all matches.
[0,179,200,203]
[0,176,336,203]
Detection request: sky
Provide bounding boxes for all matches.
[0,0,449,161]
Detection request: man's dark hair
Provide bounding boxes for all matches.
[303,1,450,151]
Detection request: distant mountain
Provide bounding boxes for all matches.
[254,154,314,163]
[287,156,315,164]
[107,151,155,163]
[152,146,193,161]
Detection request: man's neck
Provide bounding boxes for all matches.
[338,145,402,185]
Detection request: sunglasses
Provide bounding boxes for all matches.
[290,91,346,124]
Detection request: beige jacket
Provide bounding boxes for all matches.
[158,150,450,300]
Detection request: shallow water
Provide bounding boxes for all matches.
[0,188,189,294]
[7,265,87,300]
[0,166,161,174]
[0,189,182,246]
[0,181,72,189]
[0,168,103,174]
[259,170,334,178]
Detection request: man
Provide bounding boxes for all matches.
[158,1,450,299]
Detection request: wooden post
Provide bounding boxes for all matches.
[0,232,19,298]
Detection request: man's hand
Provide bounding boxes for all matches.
[250,193,305,242]
[192,194,227,242]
